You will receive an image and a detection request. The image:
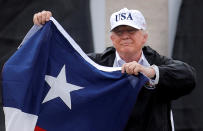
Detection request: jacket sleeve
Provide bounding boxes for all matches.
[154,53,196,101]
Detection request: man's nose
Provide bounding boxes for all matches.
[120,31,130,39]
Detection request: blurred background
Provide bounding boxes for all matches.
[0,0,203,130]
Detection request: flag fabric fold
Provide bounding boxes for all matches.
[2,17,148,131]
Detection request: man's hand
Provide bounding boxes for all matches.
[121,61,155,78]
[33,10,52,25]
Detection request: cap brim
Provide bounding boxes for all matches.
[110,23,142,31]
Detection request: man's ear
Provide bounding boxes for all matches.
[110,33,116,46]
[143,32,148,44]
[110,33,114,41]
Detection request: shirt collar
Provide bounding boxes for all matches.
[114,51,150,67]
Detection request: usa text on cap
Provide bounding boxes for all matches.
[110,8,147,31]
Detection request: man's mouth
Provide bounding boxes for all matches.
[121,43,130,46]
[120,41,132,46]
[120,40,132,46]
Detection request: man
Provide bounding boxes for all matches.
[33,8,196,131]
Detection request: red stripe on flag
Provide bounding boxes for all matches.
[35,126,46,131]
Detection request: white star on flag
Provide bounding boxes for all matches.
[42,65,84,109]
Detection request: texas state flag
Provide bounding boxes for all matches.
[2,17,148,131]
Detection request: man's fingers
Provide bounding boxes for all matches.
[125,65,131,74]
[37,12,42,25]
[33,13,39,25]
[122,61,151,76]
[41,11,47,24]
[33,13,42,25]
[121,65,125,73]
[46,11,52,21]
[133,68,139,75]
[122,64,132,74]
[121,62,142,75]
[122,64,129,73]
[128,64,136,74]
[33,11,52,25]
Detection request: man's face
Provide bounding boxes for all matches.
[110,25,148,58]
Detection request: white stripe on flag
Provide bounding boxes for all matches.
[3,107,38,131]
[50,17,121,72]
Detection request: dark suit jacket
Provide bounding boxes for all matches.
[88,46,196,131]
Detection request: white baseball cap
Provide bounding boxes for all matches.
[110,8,147,31]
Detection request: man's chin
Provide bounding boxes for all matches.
[120,48,134,54]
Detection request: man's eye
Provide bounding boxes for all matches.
[115,30,123,35]
[128,30,136,34]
